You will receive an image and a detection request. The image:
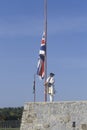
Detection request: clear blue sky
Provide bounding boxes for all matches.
[0,0,87,107]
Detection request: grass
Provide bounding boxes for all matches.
[0,128,20,130]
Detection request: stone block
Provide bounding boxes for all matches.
[20,101,87,130]
[81,124,87,130]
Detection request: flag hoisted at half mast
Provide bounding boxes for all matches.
[37,0,47,102]
[37,32,46,79]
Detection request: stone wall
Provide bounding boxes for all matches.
[20,101,87,130]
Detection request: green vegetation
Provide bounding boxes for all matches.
[0,107,23,129]
[0,107,23,121]
[0,128,20,130]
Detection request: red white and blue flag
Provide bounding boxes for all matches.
[37,32,46,79]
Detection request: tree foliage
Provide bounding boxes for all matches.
[0,107,23,121]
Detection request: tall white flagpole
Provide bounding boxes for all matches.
[44,0,47,102]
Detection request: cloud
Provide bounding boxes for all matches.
[0,15,87,38]
[0,15,43,38]
[58,57,87,69]
[48,16,87,35]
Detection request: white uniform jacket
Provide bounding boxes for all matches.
[46,76,55,95]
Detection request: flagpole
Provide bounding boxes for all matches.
[44,0,47,102]
[33,74,36,102]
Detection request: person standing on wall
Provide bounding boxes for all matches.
[44,73,55,102]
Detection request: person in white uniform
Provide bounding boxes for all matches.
[44,73,55,102]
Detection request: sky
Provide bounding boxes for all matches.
[0,0,87,107]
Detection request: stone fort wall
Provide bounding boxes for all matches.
[20,101,87,130]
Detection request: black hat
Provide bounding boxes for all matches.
[50,73,55,76]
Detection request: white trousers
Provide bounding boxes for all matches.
[49,94,54,102]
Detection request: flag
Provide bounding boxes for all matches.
[37,32,46,79]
